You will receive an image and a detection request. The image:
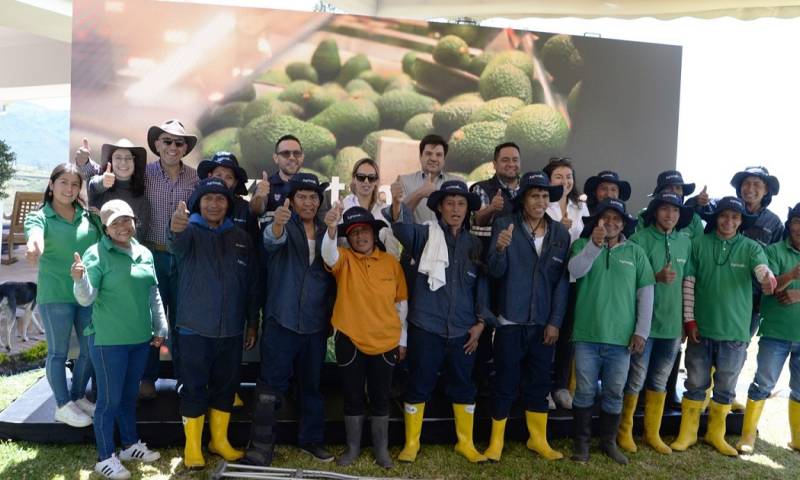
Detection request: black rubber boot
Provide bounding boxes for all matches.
[599,410,629,465]
[337,415,365,466]
[241,383,277,466]
[571,406,592,462]
[371,416,393,468]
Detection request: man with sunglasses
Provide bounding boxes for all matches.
[250,134,305,217]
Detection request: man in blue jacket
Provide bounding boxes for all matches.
[483,171,571,462]
[242,173,336,466]
[387,179,493,464]
[168,177,260,469]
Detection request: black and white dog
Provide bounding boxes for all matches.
[0,282,44,351]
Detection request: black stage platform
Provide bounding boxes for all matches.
[0,366,743,447]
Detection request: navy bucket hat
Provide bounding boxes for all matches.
[701,196,757,234]
[337,206,386,237]
[288,172,329,200]
[513,171,564,210]
[580,197,638,239]
[197,151,249,196]
[187,177,234,215]
[426,180,481,212]
[730,166,780,208]
[583,170,632,202]
[650,170,696,197]
[642,191,694,231]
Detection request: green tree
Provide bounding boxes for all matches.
[0,139,16,199]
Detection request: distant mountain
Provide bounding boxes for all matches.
[0,102,69,171]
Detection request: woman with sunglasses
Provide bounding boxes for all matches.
[341,158,401,259]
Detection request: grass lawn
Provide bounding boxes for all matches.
[1,369,799,479]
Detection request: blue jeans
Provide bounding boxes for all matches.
[624,337,682,395]
[405,325,477,405]
[142,250,179,383]
[492,324,554,418]
[684,338,748,405]
[573,342,631,414]
[89,336,149,461]
[748,336,800,403]
[259,322,327,446]
[38,303,94,407]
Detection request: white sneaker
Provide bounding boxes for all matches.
[54,401,92,428]
[75,397,96,417]
[119,440,160,462]
[553,389,573,410]
[547,393,556,410]
[95,454,131,479]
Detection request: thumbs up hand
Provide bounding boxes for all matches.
[490,190,504,213]
[25,236,44,265]
[254,171,270,199]
[171,201,190,233]
[74,137,92,166]
[71,252,85,281]
[655,261,677,284]
[495,223,514,252]
[324,201,343,229]
[696,185,710,207]
[390,176,405,205]
[591,219,607,247]
[273,198,292,227]
[102,162,116,189]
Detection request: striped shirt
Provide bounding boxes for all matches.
[143,161,198,245]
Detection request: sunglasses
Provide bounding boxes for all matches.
[276,150,303,159]
[160,138,186,147]
[354,173,379,183]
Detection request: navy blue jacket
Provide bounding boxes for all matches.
[487,213,570,328]
[262,215,335,334]
[391,205,494,339]
[170,214,260,338]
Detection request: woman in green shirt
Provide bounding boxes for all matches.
[24,163,101,428]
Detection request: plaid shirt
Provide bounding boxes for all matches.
[144,160,199,245]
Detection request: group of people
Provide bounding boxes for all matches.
[22,117,800,478]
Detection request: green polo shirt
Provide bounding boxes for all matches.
[759,239,800,342]
[629,226,694,339]
[82,236,158,346]
[571,238,656,346]
[636,209,705,240]
[24,203,102,304]
[691,232,767,342]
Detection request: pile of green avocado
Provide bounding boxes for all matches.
[197,30,582,183]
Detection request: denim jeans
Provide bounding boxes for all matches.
[573,341,631,414]
[492,324,554,418]
[404,325,477,405]
[624,337,682,395]
[89,336,149,461]
[259,322,327,446]
[684,338,748,405]
[179,333,243,417]
[142,250,179,383]
[748,336,800,403]
[38,303,94,407]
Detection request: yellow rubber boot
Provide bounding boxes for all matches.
[452,404,487,463]
[207,408,244,461]
[483,418,507,461]
[398,403,425,462]
[568,359,577,395]
[617,393,639,453]
[182,415,206,468]
[735,399,765,454]
[703,400,738,456]
[788,399,800,451]
[643,390,671,454]
[670,398,703,451]
[525,411,563,460]
[233,392,244,408]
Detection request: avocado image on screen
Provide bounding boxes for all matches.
[504,104,569,158]
[201,128,241,159]
[331,146,371,183]
[357,70,389,93]
[432,35,471,69]
[345,79,374,94]
[309,98,380,148]
[285,62,319,83]
[479,64,538,104]
[432,100,484,139]
[403,112,435,140]
[448,121,506,172]
[361,129,411,159]
[466,51,494,76]
[242,97,303,127]
[239,115,336,172]
[311,39,342,84]
[337,54,372,85]
[375,90,439,129]
[255,69,291,86]
[197,102,247,136]
[383,73,415,92]
[484,50,535,78]
[402,51,418,78]
[445,92,482,104]
[540,34,584,92]
[467,161,496,183]
[469,97,525,123]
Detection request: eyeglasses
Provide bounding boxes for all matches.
[160,138,186,147]
[112,156,135,163]
[354,173,379,183]
[276,150,303,159]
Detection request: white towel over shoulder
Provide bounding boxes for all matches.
[418,220,449,291]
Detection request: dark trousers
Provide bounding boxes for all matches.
[259,322,327,445]
[335,332,397,416]
[492,324,555,418]
[552,284,577,391]
[178,333,243,417]
[405,325,477,405]
[143,250,179,383]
